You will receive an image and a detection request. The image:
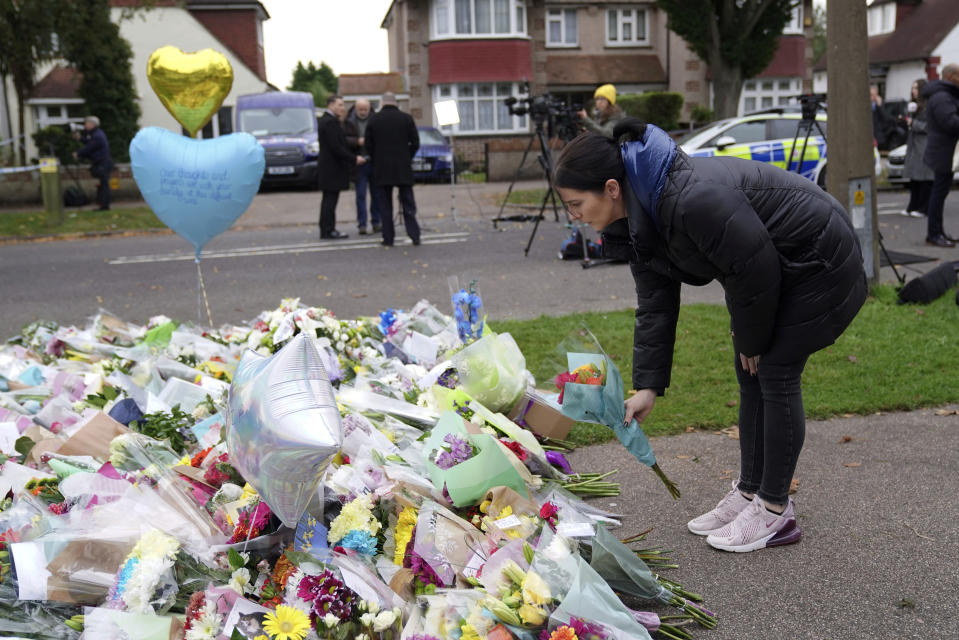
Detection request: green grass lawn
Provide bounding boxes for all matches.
[491,286,959,445]
[0,206,164,237]
[500,188,549,205]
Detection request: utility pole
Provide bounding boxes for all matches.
[826,0,879,285]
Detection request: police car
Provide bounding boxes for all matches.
[678,108,881,190]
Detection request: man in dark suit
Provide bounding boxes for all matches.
[73,115,114,211]
[317,94,364,240]
[922,63,959,248]
[366,92,421,247]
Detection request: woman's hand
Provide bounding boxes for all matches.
[739,353,761,375]
[624,389,657,426]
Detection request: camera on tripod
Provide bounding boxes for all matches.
[503,84,582,142]
[795,93,827,122]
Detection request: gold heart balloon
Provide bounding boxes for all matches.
[147,46,234,137]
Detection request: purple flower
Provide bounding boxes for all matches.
[434,450,456,470]
[545,450,573,474]
[297,569,355,622]
[443,433,473,464]
[408,550,445,587]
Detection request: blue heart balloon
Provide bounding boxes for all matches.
[130,127,265,257]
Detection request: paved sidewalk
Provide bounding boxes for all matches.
[570,405,959,639]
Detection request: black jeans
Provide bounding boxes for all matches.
[90,163,111,209]
[376,184,420,245]
[926,170,953,239]
[906,180,931,214]
[319,190,340,237]
[734,350,809,505]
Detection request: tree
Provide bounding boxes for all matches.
[0,0,58,164]
[812,3,826,65]
[55,0,141,162]
[288,60,338,107]
[656,0,797,118]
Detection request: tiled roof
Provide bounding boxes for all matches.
[814,0,959,70]
[545,54,666,85]
[339,73,406,96]
[28,65,82,100]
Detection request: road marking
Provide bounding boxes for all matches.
[109,232,471,265]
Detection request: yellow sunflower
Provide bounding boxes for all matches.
[262,605,311,640]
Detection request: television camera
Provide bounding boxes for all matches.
[503,85,582,143]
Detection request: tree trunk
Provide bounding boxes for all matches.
[15,90,25,166]
[710,55,745,119]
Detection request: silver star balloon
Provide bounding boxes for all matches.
[226,333,342,528]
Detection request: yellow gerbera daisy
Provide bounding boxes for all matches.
[262,605,310,640]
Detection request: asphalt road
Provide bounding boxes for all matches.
[1,182,955,338]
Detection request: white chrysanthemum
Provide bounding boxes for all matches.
[322,613,340,628]
[185,600,222,640]
[191,404,210,420]
[372,610,396,632]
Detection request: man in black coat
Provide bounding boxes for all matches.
[921,64,959,248]
[74,115,114,211]
[366,92,421,246]
[317,94,365,240]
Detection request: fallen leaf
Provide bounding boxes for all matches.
[848,355,857,363]
[934,409,959,416]
[789,478,800,494]
[915,309,926,316]
[725,400,738,407]
[842,413,855,418]
[720,426,739,440]
[316,275,328,280]
[840,435,853,443]
[685,426,695,433]
[843,462,861,468]
[325,292,332,297]
[351,293,367,299]
[675,455,694,460]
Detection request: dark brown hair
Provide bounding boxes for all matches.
[553,118,647,192]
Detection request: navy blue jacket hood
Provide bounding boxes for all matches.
[620,124,677,233]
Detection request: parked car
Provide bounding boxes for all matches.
[678,108,881,190]
[236,91,319,189]
[886,142,959,183]
[412,126,453,182]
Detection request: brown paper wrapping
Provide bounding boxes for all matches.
[44,539,134,605]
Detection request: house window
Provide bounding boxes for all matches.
[739,77,802,115]
[433,0,526,38]
[606,7,647,46]
[546,8,577,47]
[867,2,895,36]
[783,2,803,35]
[433,82,528,134]
[30,100,84,131]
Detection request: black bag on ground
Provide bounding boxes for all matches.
[897,262,958,304]
[63,185,89,207]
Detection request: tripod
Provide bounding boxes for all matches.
[790,96,903,285]
[492,119,597,262]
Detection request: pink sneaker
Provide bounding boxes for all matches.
[706,498,802,552]
[687,482,753,536]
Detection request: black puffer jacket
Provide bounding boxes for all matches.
[921,79,959,173]
[601,125,868,393]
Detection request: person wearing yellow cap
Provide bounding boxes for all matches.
[577,84,625,138]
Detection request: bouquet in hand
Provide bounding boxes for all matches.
[553,328,679,499]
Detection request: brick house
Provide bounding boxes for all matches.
[812,0,959,102]
[739,0,813,114]
[380,0,812,169]
[3,0,273,163]
[338,72,409,112]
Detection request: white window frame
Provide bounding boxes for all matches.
[546,7,577,48]
[783,2,803,35]
[739,77,803,115]
[432,82,529,134]
[29,98,85,131]
[867,3,895,37]
[431,0,528,39]
[606,6,648,47]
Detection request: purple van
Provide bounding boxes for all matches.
[236,91,319,189]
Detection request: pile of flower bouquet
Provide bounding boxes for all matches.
[0,296,715,640]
